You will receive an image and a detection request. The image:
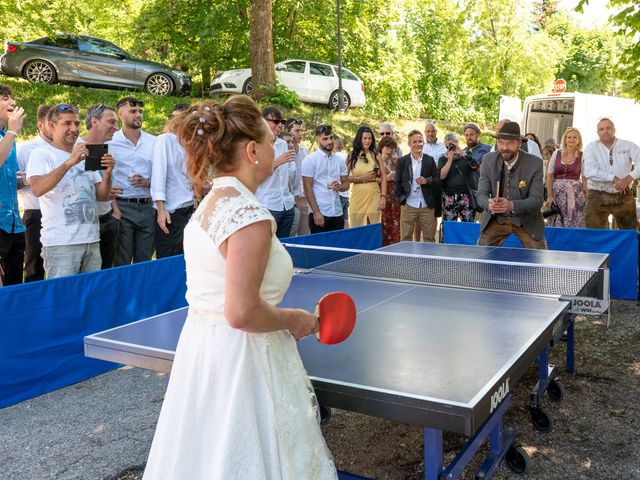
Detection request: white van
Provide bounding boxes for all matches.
[499,92,640,146]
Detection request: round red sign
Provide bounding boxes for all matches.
[553,79,567,94]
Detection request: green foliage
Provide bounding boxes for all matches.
[261,82,300,108]
[0,0,636,121]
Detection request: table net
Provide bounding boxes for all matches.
[285,244,604,299]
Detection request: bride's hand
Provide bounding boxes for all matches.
[288,309,320,340]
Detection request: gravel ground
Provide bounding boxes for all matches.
[2,300,638,480]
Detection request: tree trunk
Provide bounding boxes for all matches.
[248,0,275,100]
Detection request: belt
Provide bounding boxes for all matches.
[99,209,113,219]
[591,189,630,197]
[118,197,152,204]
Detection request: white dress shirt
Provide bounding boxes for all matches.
[293,145,310,198]
[151,133,194,213]
[422,141,446,164]
[406,154,427,208]
[255,137,295,211]
[108,129,156,198]
[583,138,640,193]
[16,136,48,210]
[301,149,348,217]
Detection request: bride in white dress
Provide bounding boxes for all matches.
[142,96,337,480]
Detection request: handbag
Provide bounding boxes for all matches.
[454,164,483,213]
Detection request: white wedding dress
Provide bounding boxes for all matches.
[143,176,337,480]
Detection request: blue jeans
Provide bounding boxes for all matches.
[270,207,295,239]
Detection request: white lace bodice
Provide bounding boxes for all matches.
[183,176,293,314]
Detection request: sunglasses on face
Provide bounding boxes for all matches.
[316,124,332,135]
[267,117,286,125]
[379,131,392,136]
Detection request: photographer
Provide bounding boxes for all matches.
[438,133,479,222]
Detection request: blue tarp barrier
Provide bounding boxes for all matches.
[0,256,187,408]
[0,224,381,408]
[442,221,638,300]
[283,223,382,250]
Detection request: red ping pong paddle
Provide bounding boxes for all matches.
[315,292,356,345]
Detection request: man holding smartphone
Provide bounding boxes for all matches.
[81,103,120,269]
[27,104,115,278]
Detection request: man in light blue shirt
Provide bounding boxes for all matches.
[0,85,26,285]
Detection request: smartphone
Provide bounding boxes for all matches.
[372,166,380,174]
[84,144,108,171]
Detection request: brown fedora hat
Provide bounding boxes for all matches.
[491,121,525,140]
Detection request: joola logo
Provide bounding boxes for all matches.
[572,299,601,308]
[490,377,510,413]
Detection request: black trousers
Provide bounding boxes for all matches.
[22,209,45,282]
[308,214,345,234]
[155,205,195,259]
[0,229,26,286]
[99,211,120,269]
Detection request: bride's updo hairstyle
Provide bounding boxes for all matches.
[177,95,268,195]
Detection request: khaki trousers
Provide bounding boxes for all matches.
[401,205,436,242]
[478,219,547,249]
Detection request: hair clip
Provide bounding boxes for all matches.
[199,117,205,123]
[191,110,198,115]
[197,128,204,135]
[204,106,211,112]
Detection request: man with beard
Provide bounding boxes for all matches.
[301,125,349,233]
[82,104,120,269]
[17,104,52,281]
[476,121,546,249]
[27,105,115,278]
[108,97,156,265]
[285,118,310,235]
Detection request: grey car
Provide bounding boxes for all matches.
[1,34,191,96]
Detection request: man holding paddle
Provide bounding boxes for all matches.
[476,121,546,249]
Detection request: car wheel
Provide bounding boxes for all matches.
[23,60,57,84]
[242,78,254,95]
[146,73,174,96]
[328,90,351,110]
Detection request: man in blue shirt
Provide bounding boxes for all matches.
[0,85,27,285]
[463,123,491,186]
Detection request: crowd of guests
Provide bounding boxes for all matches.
[1,83,639,286]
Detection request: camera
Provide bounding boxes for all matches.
[446,143,457,152]
[542,203,562,218]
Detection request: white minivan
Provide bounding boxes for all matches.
[499,92,640,146]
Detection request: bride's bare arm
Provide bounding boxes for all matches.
[221,220,318,339]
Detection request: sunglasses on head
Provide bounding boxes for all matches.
[286,118,303,128]
[316,124,332,135]
[53,104,79,113]
[267,117,286,125]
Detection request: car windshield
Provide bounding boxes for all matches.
[78,38,128,58]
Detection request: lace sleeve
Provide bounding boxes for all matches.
[195,185,275,247]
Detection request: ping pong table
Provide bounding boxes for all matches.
[84,242,609,479]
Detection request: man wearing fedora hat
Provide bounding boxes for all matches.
[476,120,546,249]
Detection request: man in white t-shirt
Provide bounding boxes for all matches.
[332,136,349,228]
[17,104,52,282]
[286,118,310,236]
[82,103,120,269]
[27,104,115,278]
[108,97,156,265]
[302,125,349,233]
